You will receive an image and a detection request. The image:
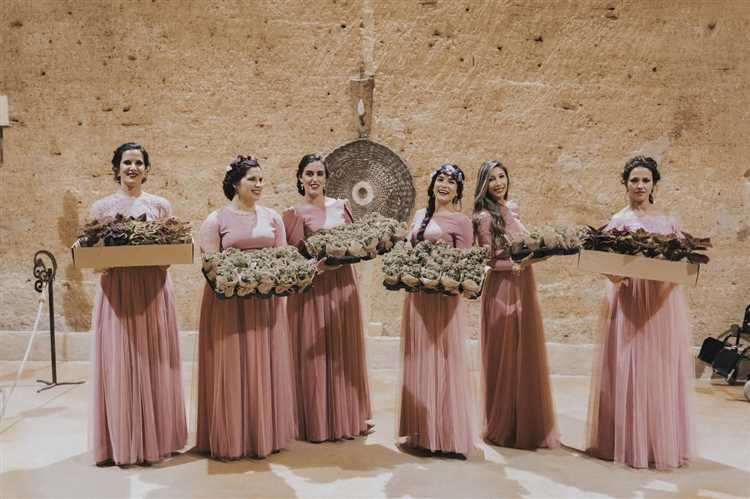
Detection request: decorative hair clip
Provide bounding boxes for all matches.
[451,168,465,183]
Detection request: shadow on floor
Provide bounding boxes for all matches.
[2,434,749,499]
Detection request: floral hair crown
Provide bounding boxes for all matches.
[226,155,259,172]
[431,163,465,183]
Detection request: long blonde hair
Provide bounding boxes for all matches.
[472,160,510,250]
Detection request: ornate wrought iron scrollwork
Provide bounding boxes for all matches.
[33,250,57,293]
[30,249,81,392]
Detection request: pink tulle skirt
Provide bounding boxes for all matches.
[480,268,559,449]
[398,291,475,456]
[91,267,187,465]
[586,279,694,469]
[286,265,372,442]
[196,284,297,459]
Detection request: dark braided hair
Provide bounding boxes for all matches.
[416,163,465,241]
[472,160,510,250]
[111,142,150,183]
[223,155,261,200]
[621,155,660,204]
[296,153,327,195]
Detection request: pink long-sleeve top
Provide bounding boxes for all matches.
[281,198,354,247]
[198,204,287,253]
[409,208,473,249]
[474,201,526,272]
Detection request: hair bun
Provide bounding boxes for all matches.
[622,155,661,186]
[227,155,260,172]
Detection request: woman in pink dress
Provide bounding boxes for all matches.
[90,142,187,466]
[397,163,475,459]
[196,155,296,460]
[282,153,372,442]
[472,160,560,450]
[586,156,693,469]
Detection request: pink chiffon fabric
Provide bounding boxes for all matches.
[282,198,372,442]
[397,209,476,456]
[475,204,560,450]
[89,191,187,465]
[586,209,694,469]
[196,205,297,459]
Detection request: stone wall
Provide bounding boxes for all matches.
[1,0,748,344]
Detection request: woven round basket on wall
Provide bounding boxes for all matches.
[324,139,415,222]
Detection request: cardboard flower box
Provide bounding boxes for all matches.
[71,240,194,269]
[577,249,700,286]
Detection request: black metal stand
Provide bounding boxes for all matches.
[33,250,85,393]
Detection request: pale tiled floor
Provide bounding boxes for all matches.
[1,361,748,499]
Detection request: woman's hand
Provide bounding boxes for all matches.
[605,274,630,286]
[315,258,342,274]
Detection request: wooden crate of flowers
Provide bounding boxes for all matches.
[577,226,711,285]
[72,214,194,268]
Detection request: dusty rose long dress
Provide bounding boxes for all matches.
[90,190,187,465]
[282,198,372,442]
[586,209,694,469]
[196,205,297,459]
[476,204,560,450]
[397,209,476,456]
